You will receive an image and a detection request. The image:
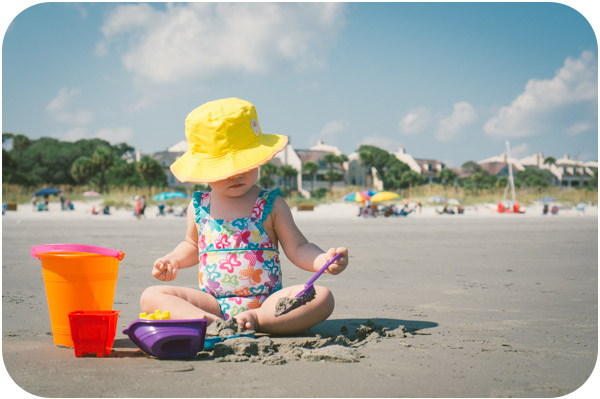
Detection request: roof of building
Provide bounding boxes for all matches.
[168,140,188,153]
[310,139,342,155]
[295,149,331,164]
[479,162,508,176]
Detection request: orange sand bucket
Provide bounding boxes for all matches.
[31,244,125,347]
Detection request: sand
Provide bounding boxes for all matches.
[1,201,598,397]
[274,288,316,317]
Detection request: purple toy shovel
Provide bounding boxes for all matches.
[275,253,342,317]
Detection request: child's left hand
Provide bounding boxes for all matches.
[324,247,348,275]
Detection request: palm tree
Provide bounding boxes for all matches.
[322,153,348,191]
[543,156,556,167]
[303,161,319,193]
[136,155,166,191]
[401,170,423,195]
[91,146,114,193]
[70,156,95,185]
[543,156,560,187]
[11,133,31,179]
[259,163,278,188]
[438,167,457,187]
[278,165,298,193]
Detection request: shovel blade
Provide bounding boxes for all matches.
[275,285,316,317]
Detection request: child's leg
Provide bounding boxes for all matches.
[235,285,334,335]
[140,285,223,324]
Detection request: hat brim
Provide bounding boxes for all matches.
[170,133,289,183]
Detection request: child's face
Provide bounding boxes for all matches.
[209,168,259,197]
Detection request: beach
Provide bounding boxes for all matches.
[2,202,598,397]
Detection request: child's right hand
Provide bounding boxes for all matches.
[152,257,180,281]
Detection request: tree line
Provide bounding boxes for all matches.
[3,133,596,195]
[358,145,598,192]
[2,133,166,192]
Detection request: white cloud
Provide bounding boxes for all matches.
[360,135,401,152]
[484,51,598,138]
[46,88,80,112]
[97,3,346,84]
[435,101,477,142]
[398,107,431,136]
[93,127,135,144]
[565,121,593,136]
[46,88,94,125]
[54,126,134,145]
[58,127,88,142]
[508,142,529,159]
[320,120,348,138]
[308,119,349,148]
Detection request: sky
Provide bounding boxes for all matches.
[1,1,598,167]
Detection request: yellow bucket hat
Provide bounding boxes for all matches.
[170,98,288,183]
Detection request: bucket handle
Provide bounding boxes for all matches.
[31,244,125,260]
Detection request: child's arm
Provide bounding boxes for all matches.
[271,196,348,274]
[152,201,199,281]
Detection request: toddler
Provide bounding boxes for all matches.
[140,98,349,335]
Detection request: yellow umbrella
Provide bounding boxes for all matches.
[370,191,400,202]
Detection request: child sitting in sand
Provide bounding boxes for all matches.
[140,98,349,335]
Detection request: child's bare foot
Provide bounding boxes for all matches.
[234,310,258,331]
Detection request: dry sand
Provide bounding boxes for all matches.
[1,201,598,397]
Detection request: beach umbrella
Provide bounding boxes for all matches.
[428,195,446,203]
[362,189,378,198]
[83,191,101,197]
[370,191,400,202]
[447,198,462,206]
[152,191,188,201]
[539,196,557,202]
[342,191,367,202]
[33,187,62,197]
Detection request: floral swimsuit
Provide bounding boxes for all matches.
[194,189,282,320]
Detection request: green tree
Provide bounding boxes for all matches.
[92,146,114,193]
[382,157,410,190]
[106,158,143,187]
[278,165,298,193]
[2,148,16,183]
[461,160,481,175]
[136,155,167,190]
[303,161,319,193]
[10,134,31,181]
[543,156,556,167]
[70,156,96,185]
[516,168,553,188]
[322,153,347,191]
[400,170,424,191]
[438,168,457,187]
[259,163,278,188]
[358,145,393,182]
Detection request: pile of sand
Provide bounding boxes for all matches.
[203,319,407,365]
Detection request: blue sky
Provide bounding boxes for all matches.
[2,1,598,167]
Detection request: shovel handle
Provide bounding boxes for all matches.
[305,253,342,288]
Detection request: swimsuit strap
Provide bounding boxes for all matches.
[193,188,281,226]
[252,188,282,224]
[192,191,211,225]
